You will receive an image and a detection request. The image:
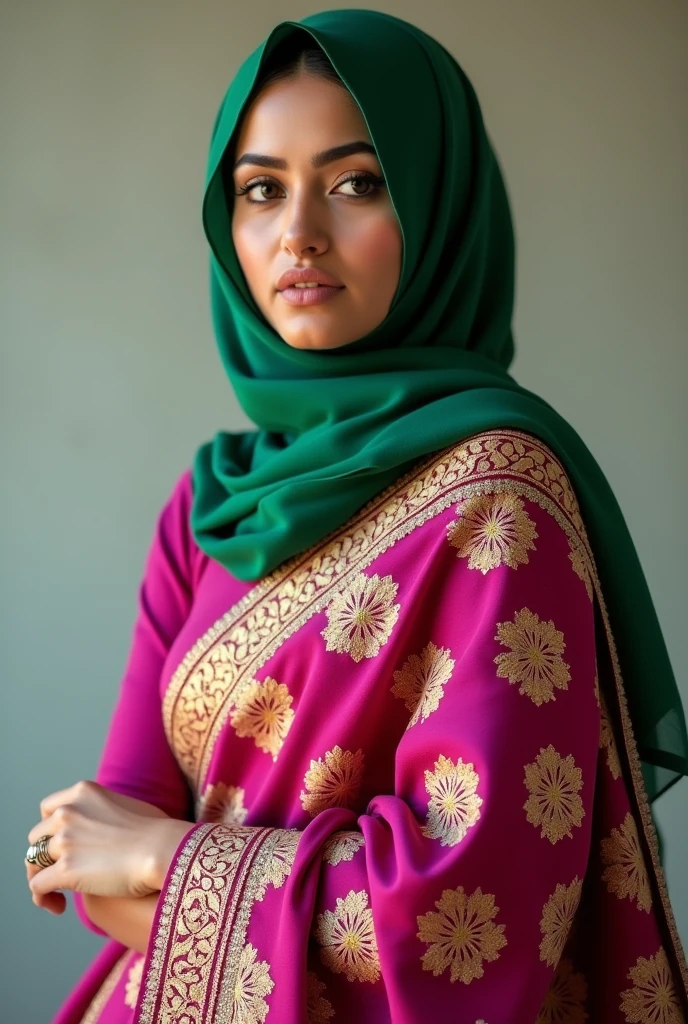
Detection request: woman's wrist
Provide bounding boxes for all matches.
[141,818,195,892]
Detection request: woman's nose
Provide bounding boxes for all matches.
[281,201,329,258]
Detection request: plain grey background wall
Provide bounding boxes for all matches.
[2,1,686,1018]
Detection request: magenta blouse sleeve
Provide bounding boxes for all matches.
[75,471,198,934]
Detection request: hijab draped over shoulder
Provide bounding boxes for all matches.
[190,9,686,799]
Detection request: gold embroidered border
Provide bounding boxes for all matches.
[164,429,590,791]
[588,568,688,997]
[81,949,134,1024]
[135,823,287,1024]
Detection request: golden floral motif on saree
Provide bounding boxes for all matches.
[494,607,571,706]
[230,675,295,760]
[164,430,593,793]
[301,745,365,817]
[538,876,583,967]
[535,958,588,1024]
[306,972,335,1023]
[232,943,274,1024]
[391,641,455,728]
[619,948,682,1024]
[81,951,134,1024]
[255,828,300,901]
[323,830,365,866]
[314,888,381,983]
[568,539,594,602]
[600,812,652,913]
[524,745,585,844]
[599,696,622,780]
[124,955,144,1009]
[197,781,248,825]
[321,571,400,662]
[417,885,507,985]
[446,491,538,573]
[421,753,482,847]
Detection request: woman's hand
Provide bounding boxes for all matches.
[26,781,192,915]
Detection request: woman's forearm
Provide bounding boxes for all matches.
[83,893,158,955]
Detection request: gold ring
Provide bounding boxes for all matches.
[25,835,56,869]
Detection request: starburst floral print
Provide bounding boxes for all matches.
[391,641,455,727]
[301,746,365,817]
[599,696,622,780]
[124,956,143,1009]
[619,948,682,1023]
[539,877,583,966]
[231,944,274,1024]
[255,829,301,901]
[230,676,295,759]
[323,830,365,866]
[446,491,538,573]
[568,539,594,602]
[321,571,400,662]
[524,745,585,844]
[417,886,506,985]
[494,607,571,706]
[536,958,588,1024]
[197,782,248,825]
[600,812,652,913]
[306,972,334,1023]
[421,754,482,847]
[314,889,381,983]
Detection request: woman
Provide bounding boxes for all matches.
[27,10,687,1023]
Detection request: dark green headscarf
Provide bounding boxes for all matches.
[192,9,687,799]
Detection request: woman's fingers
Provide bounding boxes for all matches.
[29,861,65,899]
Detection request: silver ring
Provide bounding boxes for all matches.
[26,835,56,869]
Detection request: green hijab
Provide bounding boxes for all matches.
[192,9,687,800]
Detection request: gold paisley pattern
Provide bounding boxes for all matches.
[197,782,248,825]
[494,607,570,706]
[524,745,585,844]
[536,957,588,1024]
[600,697,622,780]
[446,491,538,573]
[230,676,295,760]
[620,948,682,1023]
[601,812,652,913]
[391,641,455,728]
[255,829,300,901]
[323,830,365,866]
[321,571,400,662]
[314,889,381,984]
[421,754,483,847]
[232,943,274,1024]
[306,972,335,1023]
[301,746,365,818]
[539,876,583,966]
[569,540,594,602]
[417,886,507,985]
[124,956,144,1009]
[164,431,591,791]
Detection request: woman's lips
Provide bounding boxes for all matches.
[278,285,344,306]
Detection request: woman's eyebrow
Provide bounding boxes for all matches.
[233,141,377,172]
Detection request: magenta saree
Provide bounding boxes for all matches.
[54,430,687,1023]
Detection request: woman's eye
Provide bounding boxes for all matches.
[235,180,283,203]
[336,175,381,197]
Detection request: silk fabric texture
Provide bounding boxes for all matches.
[191,10,686,798]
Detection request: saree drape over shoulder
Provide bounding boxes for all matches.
[55,431,687,1024]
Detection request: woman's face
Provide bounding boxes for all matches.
[231,74,402,351]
